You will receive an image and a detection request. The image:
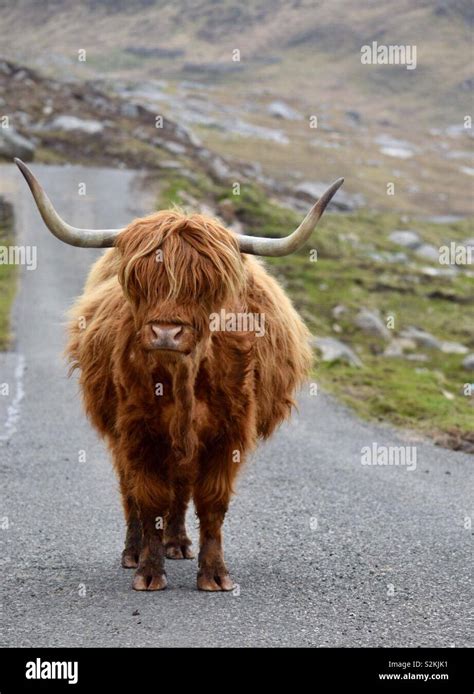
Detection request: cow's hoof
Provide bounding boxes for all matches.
[132,571,167,591]
[197,571,234,592]
[121,550,139,568]
[165,542,195,560]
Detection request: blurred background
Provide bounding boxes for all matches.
[0,0,472,451]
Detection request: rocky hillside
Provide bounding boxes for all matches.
[1,0,472,216]
[0,58,356,214]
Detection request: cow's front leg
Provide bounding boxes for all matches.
[121,499,142,568]
[194,467,237,591]
[132,474,171,591]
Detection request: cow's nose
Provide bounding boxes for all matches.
[149,323,183,349]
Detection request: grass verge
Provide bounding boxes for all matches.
[0,197,17,350]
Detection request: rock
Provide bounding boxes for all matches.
[406,354,429,362]
[182,62,244,75]
[0,127,35,160]
[311,336,363,367]
[462,354,474,371]
[295,182,364,211]
[400,327,441,350]
[232,119,289,145]
[125,46,185,59]
[375,134,416,159]
[13,111,31,128]
[354,309,391,340]
[331,304,348,319]
[47,115,104,134]
[208,155,232,182]
[383,338,416,357]
[388,230,421,249]
[368,251,408,263]
[267,100,302,120]
[157,160,182,169]
[119,102,140,119]
[420,266,458,278]
[0,196,12,225]
[415,243,440,262]
[425,215,463,224]
[440,341,468,355]
[345,110,362,126]
[153,139,186,155]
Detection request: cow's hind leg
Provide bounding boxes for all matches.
[164,477,194,560]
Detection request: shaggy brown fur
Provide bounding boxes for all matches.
[66,210,312,591]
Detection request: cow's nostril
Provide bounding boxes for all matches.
[170,326,183,340]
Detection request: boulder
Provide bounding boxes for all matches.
[0,127,35,160]
[388,230,421,249]
[354,309,391,340]
[440,341,468,355]
[462,354,474,371]
[383,338,417,357]
[47,115,104,134]
[295,181,364,211]
[311,336,363,367]
[267,100,302,120]
[399,327,441,350]
[415,243,440,263]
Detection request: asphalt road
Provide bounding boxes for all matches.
[0,164,472,648]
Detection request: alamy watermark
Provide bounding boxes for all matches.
[361,41,417,70]
[26,658,78,685]
[439,242,473,266]
[361,443,417,471]
[0,245,37,271]
[209,309,265,337]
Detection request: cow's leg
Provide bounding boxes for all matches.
[164,478,194,560]
[194,450,239,591]
[131,467,171,591]
[115,463,142,568]
[121,495,142,569]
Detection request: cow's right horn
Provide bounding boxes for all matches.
[237,177,344,257]
[14,159,124,248]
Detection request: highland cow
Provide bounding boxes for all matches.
[15,158,343,591]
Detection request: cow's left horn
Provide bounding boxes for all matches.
[237,177,344,256]
[14,159,124,247]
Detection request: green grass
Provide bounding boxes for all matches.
[158,174,474,450]
[0,199,17,349]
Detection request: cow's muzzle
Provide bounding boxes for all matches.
[142,322,195,353]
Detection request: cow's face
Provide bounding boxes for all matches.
[116,211,246,358]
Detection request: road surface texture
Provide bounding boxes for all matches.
[0,164,472,647]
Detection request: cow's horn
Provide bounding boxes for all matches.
[14,159,124,247]
[237,177,344,256]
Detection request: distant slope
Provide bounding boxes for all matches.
[1,1,472,216]
[0,0,471,122]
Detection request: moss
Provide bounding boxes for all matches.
[0,200,18,350]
